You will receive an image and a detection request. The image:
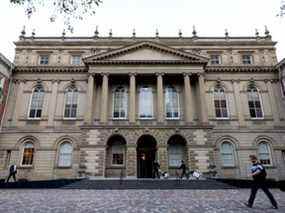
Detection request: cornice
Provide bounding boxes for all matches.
[205,65,277,73]
[14,66,87,73]
[86,60,206,65]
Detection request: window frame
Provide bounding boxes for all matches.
[63,86,78,120]
[57,142,73,168]
[28,84,45,120]
[139,86,154,119]
[242,54,253,65]
[21,141,35,167]
[165,86,180,120]
[210,55,222,65]
[70,55,81,65]
[258,142,273,166]
[112,86,128,120]
[111,143,125,166]
[247,86,264,120]
[213,86,230,120]
[39,55,49,65]
[220,141,235,167]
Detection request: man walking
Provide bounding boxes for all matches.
[244,155,278,209]
[179,160,187,179]
[153,161,160,179]
[6,164,17,183]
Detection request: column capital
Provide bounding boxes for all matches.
[100,72,109,77]
[88,73,95,77]
[51,79,61,84]
[155,72,165,76]
[197,73,205,77]
[231,79,240,84]
[128,72,137,77]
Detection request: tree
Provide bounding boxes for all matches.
[10,0,103,32]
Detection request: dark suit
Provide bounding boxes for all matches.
[6,165,17,182]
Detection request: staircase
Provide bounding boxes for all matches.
[0,178,237,189]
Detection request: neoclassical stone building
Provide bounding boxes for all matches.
[1,30,285,180]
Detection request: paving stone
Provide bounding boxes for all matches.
[0,189,284,213]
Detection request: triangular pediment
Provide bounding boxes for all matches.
[83,41,208,65]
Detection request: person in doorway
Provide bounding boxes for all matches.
[153,161,160,179]
[6,164,17,183]
[179,160,187,179]
[244,155,278,209]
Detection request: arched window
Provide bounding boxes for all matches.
[247,85,263,118]
[113,86,128,119]
[139,86,153,118]
[165,86,180,119]
[64,86,78,118]
[258,142,272,165]
[214,87,228,119]
[22,142,34,166]
[220,142,235,167]
[58,142,73,167]
[29,84,44,119]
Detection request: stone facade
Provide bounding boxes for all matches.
[0,53,13,128]
[1,31,285,180]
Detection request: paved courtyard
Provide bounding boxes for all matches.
[0,189,284,213]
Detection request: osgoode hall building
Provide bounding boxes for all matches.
[1,28,285,180]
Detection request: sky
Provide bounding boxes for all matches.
[0,0,285,62]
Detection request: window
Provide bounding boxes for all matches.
[214,87,228,119]
[22,142,34,166]
[39,55,49,65]
[113,86,128,119]
[168,144,184,167]
[242,54,253,65]
[111,143,124,165]
[29,84,44,119]
[0,77,5,102]
[58,142,73,167]
[165,86,180,119]
[282,78,285,97]
[258,142,272,165]
[282,150,285,162]
[64,86,78,118]
[220,142,235,167]
[71,55,81,65]
[139,86,153,118]
[210,55,221,65]
[247,85,263,118]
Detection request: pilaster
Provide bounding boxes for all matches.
[156,73,164,123]
[129,73,136,124]
[100,73,109,123]
[47,80,59,126]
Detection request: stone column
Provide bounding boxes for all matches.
[13,80,24,126]
[156,73,164,123]
[232,80,245,126]
[184,73,193,123]
[129,73,136,123]
[84,74,95,124]
[126,145,137,177]
[48,80,59,127]
[158,146,168,173]
[266,80,279,124]
[198,74,208,123]
[100,73,109,123]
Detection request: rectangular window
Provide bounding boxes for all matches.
[22,148,34,165]
[210,55,221,65]
[139,87,153,119]
[71,55,81,65]
[242,54,253,65]
[39,55,49,65]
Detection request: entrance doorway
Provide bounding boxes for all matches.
[137,135,157,178]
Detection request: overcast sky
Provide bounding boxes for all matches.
[0,0,284,62]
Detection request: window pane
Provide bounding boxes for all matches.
[139,87,153,118]
[22,143,34,166]
[258,143,271,165]
[112,153,124,165]
[113,86,127,119]
[64,87,78,118]
[165,86,179,118]
[221,142,234,166]
[58,143,72,167]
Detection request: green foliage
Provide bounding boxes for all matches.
[10,0,103,32]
